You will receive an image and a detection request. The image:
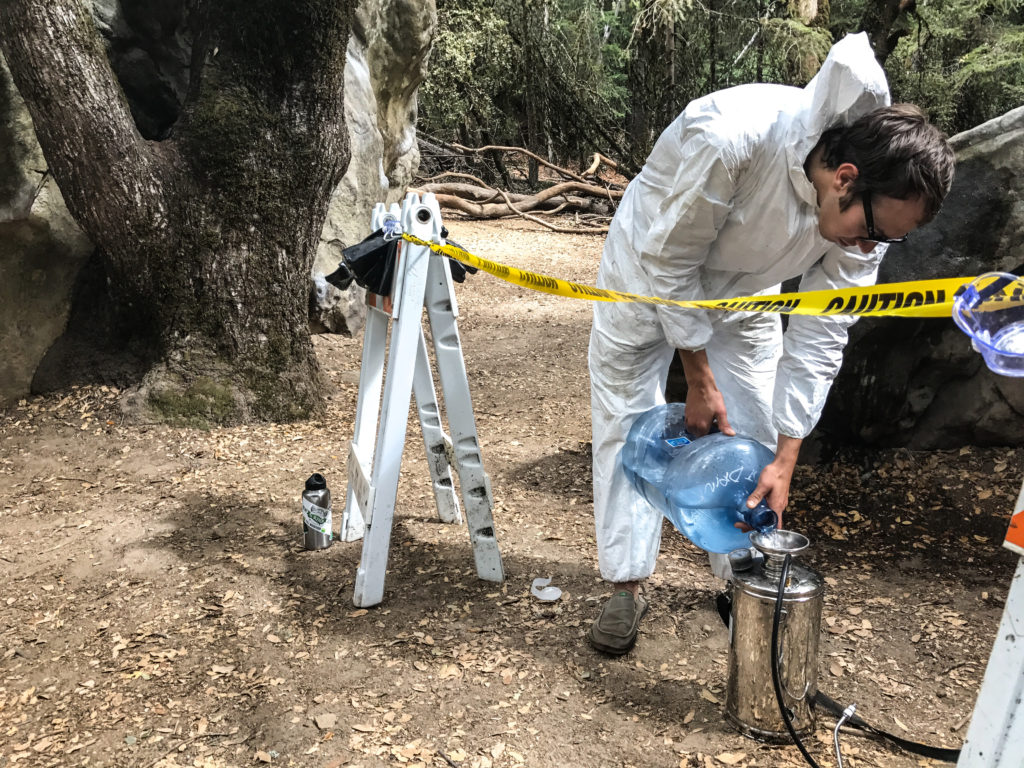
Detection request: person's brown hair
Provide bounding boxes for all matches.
[818,103,956,221]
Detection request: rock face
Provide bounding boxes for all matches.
[0,0,435,407]
[815,106,1024,450]
[313,0,436,335]
[89,0,191,141]
[0,57,94,406]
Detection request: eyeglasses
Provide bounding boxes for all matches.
[861,192,908,244]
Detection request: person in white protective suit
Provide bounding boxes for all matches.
[587,32,956,655]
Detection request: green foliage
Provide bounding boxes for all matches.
[887,0,1024,134]
[558,1,630,118]
[421,0,636,169]
[762,18,834,84]
[419,5,516,141]
[420,0,1023,173]
[626,0,696,48]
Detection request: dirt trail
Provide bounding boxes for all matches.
[1,217,1020,768]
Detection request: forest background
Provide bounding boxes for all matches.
[417,0,1024,181]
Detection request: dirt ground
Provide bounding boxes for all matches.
[1,217,1021,768]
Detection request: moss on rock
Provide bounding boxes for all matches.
[148,375,240,429]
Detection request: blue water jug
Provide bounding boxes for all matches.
[622,403,778,553]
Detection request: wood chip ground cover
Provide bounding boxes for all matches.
[0,218,1019,767]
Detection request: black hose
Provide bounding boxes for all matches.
[771,553,822,768]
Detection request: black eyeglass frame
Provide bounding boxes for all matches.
[861,191,908,244]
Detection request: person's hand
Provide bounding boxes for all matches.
[685,383,734,437]
[744,435,802,529]
[678,349,734,437]
[745,461,791,529]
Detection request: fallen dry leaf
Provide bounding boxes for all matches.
[314,713,337,730]
[715,752,747,765]
[700,688,720,704]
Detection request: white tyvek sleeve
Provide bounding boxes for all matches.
[637,133,739,352]
[772,243,886,438]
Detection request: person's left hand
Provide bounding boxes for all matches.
[742,434,802,530]
[744,459,793,529]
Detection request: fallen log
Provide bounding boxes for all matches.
[412,190,609,234]
[419,135,626,191]
[416,183,615,215]
[414,180,622,218]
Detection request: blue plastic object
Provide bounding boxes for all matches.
[952,272,1024,378]
[622,403,778,553]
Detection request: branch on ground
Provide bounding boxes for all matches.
[418,135,625,190]
[411,179,618,233]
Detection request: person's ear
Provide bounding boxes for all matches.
[835,162,859,193]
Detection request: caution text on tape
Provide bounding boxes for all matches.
[403,233,972,319]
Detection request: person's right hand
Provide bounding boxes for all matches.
[678,348,734,437]
[684,380,734,437]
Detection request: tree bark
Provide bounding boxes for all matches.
[858,0,917,64]
[708,0,718,92]
[627,32,652,165]
[0,0,353,424]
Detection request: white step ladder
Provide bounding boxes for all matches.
[341,192,504,607]
[956,478,1024,768]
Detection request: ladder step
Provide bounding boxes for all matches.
[347,441,376,525]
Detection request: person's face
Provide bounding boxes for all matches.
[817,162,928,254]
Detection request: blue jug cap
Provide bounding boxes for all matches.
[746,500,777,533]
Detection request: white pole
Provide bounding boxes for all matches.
[956,476,1024,767]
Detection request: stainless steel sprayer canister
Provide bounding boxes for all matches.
[725,530,823,741]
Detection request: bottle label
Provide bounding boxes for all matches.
[302,498,332,537]
[665,436,691,447]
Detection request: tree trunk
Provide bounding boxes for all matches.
[0,0,352,424]
[858,0,917,64]
[708,0,718,92]
[665,19,675,124]
[790,0,819,23]
[627,33,653,167]
[756,0,766,82]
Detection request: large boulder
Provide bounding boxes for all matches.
[815,106,1024,449]
[312,0,436,334]
[0,0,434,407]
[0,57,94,407]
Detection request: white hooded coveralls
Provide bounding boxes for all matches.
[589,33,891,584]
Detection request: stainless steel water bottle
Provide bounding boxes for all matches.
[725,530,823,741]
[302,473,333,550]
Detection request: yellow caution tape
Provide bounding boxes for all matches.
[403,233,972,318]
